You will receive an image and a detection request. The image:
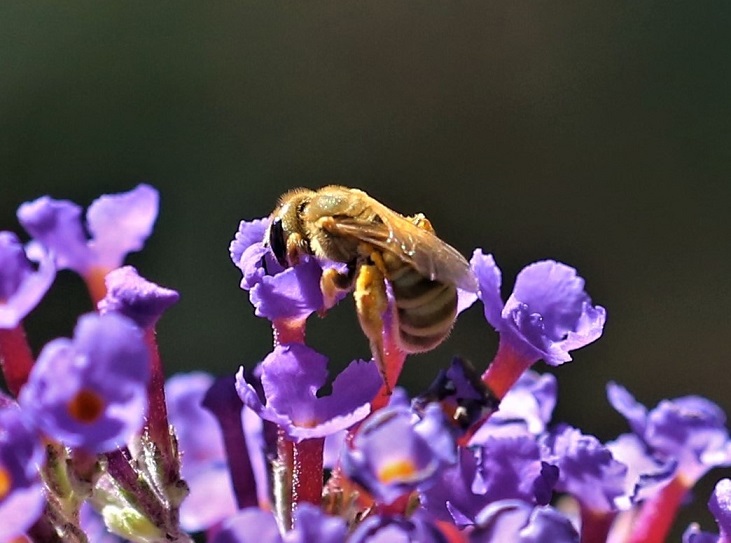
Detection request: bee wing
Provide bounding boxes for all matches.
[325,202,478,292]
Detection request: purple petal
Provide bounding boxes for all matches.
[0,407,45,541]
[0,235,56,329]
[212,508,282,543]
[471,250,505,328]
[471,501,579,543]
[18,196,92,274]
[709,479,731,538]
[288,504,348,543]
[236,344,380,441]
[607,382,649,437]
[249,258,325,321]
[542,424,627,513]
[98,266,179,328]
[85,184,159,270]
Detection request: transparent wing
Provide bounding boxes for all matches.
[325,198,477,292]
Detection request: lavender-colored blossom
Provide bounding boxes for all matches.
[165,373,238,532]
[17,184,158,278]
[605,433,677,509]
[420,436,558,526]
[470,501,579,543]
[682,525,719,543]
[0,407,45,541]
[236,343,382,441]
[230,217,347,323]
[683,479,731,543]
[19,313,150,453]
[541,424,627,514]
[98,266,179,329]
[285,503,348,543]
[349,515,449,543]
[472,250,606,366]
[213,505,347,543]
[472,371,557,442]
[0,232,55,329]
[343,393,456,505]
[607,383,731,484]
[709,479,731,539]
[212,508,281,543]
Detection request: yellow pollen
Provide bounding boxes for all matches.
[68,389,105,424]
[378,459,417,483]
[0,465,12,499]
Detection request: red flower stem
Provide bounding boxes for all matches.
[142,328,175,483]
[84,267,109,306]
[481,339,535,399]
[292,438,324,507]
[0,324,35,397]
[627,475,689,543]
[580,508,615,543]
[272,318,306,345]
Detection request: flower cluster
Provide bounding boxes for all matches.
[0,185,728,543]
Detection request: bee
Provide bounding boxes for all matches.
[266,185,477,385]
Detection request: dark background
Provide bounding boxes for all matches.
[1,3,729,538]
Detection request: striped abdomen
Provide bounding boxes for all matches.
[382,252,458,353]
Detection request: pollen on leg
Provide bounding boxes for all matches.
[67,388,105,424]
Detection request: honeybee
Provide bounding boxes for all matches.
[266,185,477,385]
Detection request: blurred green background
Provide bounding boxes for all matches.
[1,2,729,537]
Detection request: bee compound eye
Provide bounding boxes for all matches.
[268,218,289,267]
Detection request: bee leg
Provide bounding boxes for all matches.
[353,262,390,389]
[285,233,309,266]
[319,262,356,314]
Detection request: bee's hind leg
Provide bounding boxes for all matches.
[353,261,391,390]
[319,261,357,314]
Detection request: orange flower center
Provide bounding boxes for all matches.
[0,465,12,499]
[378,459,417,483]
[67,389,105,424]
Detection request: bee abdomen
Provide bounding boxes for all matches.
[386,260,458,353]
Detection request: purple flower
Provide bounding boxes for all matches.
[605,433,677,509]
[212,508,281,543]
[349,515,449,543]
[469,501,579,543]
[420,435,558,526]
[236,343,382,441]
[0,407,45,541]
[683,479,731,543]
[342,392,456,505]
[17,184,158,279]
[165,373,238,532]
[212,505,347,543]
[607,383,731,484]
[471,370,557,442]
[19,313,150,453]
[0,232,55,329]
[472,250,606,366]
[98,266,179,329]
[285,503,348,543]
[541,424,627,514]
[229,218,346,323]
